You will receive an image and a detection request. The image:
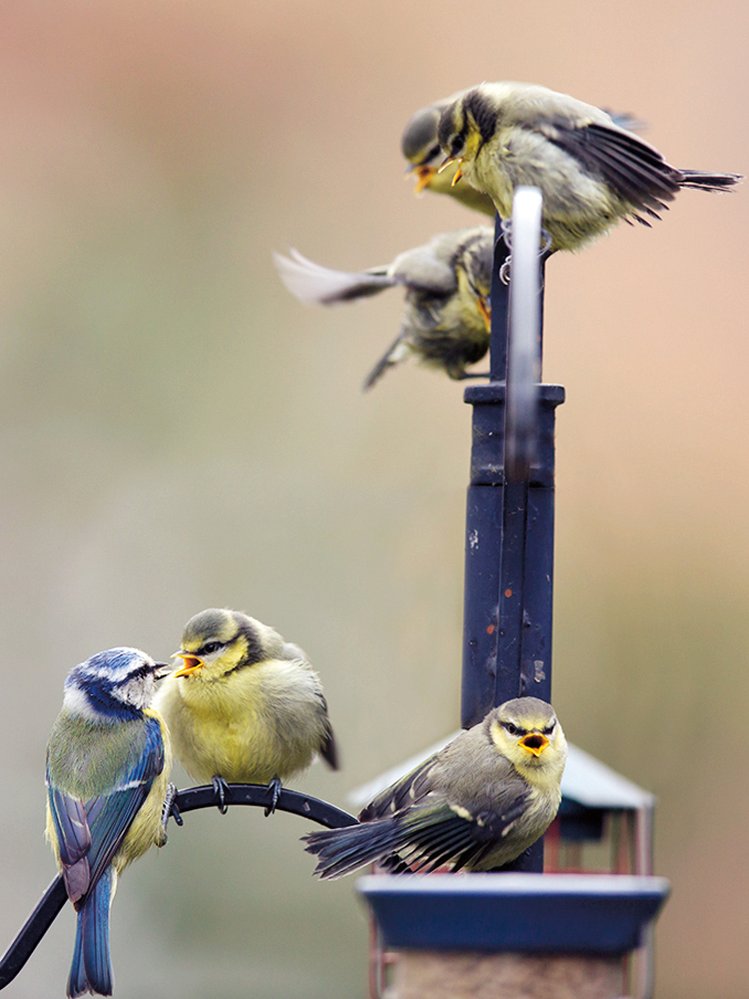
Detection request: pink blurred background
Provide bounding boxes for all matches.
[0,3,747,996]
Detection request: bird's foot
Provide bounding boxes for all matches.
[212,775,230,815]
[159,782,182,842]
[264,776,283,817]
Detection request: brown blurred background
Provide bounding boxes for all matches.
[0,2,746,996]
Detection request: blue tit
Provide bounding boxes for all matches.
[436,82,741,251]
[402,89,645,216]
[274,226,493,388]
[303,697,566,878]
[402,91,496,215]
[45,647,172,998]
[153,608,338,815]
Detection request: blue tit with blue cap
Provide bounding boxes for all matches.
[45,647,172,997]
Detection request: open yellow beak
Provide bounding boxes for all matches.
[413,165,435,194]
[519,732,550,757]
[437,156,463,186]
[172,651,204,678]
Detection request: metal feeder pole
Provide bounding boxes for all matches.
[461,190,564,872]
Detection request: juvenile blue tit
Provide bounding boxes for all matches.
[45,648,172,997]
[436,82,742,251]
[154,608,338,815]
[274,226,493,388]
[403,90,644,217]
[402,92,496,215]
[303,697,566,879]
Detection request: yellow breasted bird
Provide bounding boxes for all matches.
[274,226,493,388]
[154,608,338,815]
[46,647,172,997]
[303,697,566,878]
[436,81,741,251]
[402,90,644,217]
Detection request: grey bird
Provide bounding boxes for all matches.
[303,697,566,878]
[436,81,741,251]
[274,226,493,388]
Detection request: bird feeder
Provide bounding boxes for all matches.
[357,192,669,999]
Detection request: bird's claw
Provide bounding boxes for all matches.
[264,776,283,817]
[160,782,182,842]
[212,775,230,815]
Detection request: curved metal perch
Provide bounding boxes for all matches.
[0,784,356,990]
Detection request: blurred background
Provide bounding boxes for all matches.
[0,2,746,996]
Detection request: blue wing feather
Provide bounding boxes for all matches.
[48,715,165,907]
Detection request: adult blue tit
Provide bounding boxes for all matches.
[154,608,338,815]
[436,82,741,251]
[303,697,566,879]
[402,89,645,217]
[45,647,172,998]
[274,226,493,388]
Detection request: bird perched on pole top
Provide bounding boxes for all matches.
[274,226,493,388]
[402,89,645,217]
[45,648,172,998]
[154,608,338,816]
[303,697,566,879]
[436,81,742,251]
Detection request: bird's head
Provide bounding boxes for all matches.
[456,228,494,331]
[64,647,170,721]
[172,608,269,682]
[437,87,498,186]
[488,697,567,775]
[401,102,445,193]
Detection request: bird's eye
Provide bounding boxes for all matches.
[503,722,519,736]
[543,722,556,735]
[200,641,223,656]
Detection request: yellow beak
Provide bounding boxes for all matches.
[519,733,550,757]
[437,155,463,186]
[477,296,491,332]
[172,651,204,678]
[413,165,435,194]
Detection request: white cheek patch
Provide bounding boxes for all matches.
[62,685,103,722]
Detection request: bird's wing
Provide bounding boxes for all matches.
[539,120,680,219]
[47,716,165,906]
[396,794,531,872]
[273,248,394,304]
[304,793,530,879]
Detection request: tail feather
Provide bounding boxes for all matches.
[274,249,394,305]
[363,331,410,390]
[679,170,743,192]
[67,868,114,998]
[304,816,406,880]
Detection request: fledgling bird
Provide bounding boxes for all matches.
[303,697,566,879]
[154,608,338,815]
[274,226,493,388]
[45,648,172,998]
[402,93,496,215]
[402,90,644,217]
[436,81,742,251]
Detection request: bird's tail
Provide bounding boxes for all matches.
[67,868,114,998]
[362,330,410,390]
[303,817,406,880]
[679,170,743,192]
[273,248,395,305]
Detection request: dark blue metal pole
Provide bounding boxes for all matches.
[461,214,563,871]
